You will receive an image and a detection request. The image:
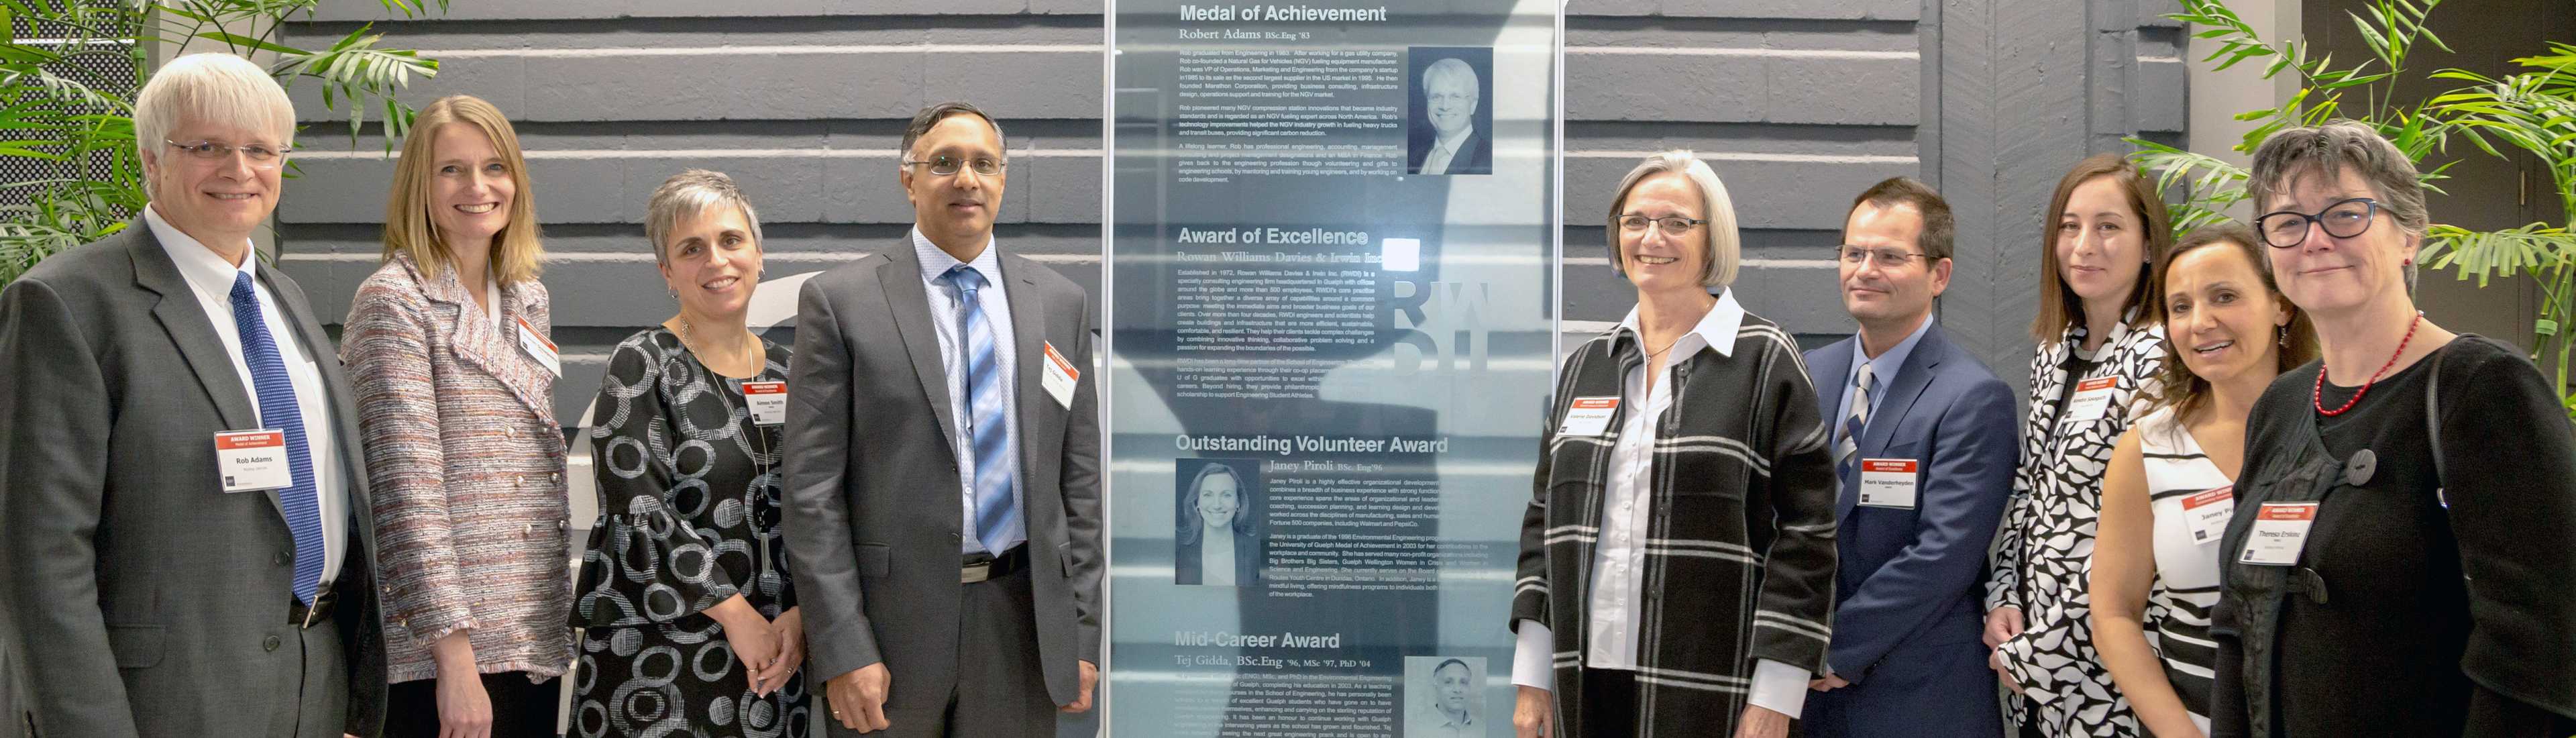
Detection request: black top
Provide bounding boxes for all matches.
[2215,335,2576,737]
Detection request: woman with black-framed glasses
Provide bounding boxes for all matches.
[2210,120,2576,737]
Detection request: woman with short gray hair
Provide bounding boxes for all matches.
[1509,150,1837,738]
[2212,120,2576,736]
[570,170,812,737]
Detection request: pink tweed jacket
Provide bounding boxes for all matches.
[340,252,572,683]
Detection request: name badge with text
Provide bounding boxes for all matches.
[1558,397,1619,437]
[2182,485,2235,545]
[1857,459,1920,509]
[1040,341,1080,410]
[517,315,561,378]
[2238,502,2318,566]
[215,429,292,492]
[742,380,788,425]
[2061,376,2121,424]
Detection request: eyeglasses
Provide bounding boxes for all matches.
[165,140,290,168]
[1616,214,1705,235]
[902,154,1006,176]
[2255,197,2381,248]
[1835,245,1934,269]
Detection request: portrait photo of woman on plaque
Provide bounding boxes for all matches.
[1175,458,1263,586]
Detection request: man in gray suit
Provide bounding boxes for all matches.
[786,101,1103,736]
[0,52,387,737]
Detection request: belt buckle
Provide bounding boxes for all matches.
[961,552,995,584]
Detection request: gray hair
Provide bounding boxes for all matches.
[898,101,1008,170]
[645,170,764,266]
[133,53,296,197]
[2247,120,2431,241]
[1421,57,1479,93]
[1605,150,1743,288]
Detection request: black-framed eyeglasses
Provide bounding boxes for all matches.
[165,139,290,168]
[2255,197,2381,248]
[1835,244,1933,269]
[902,154,1006,176]
[1616,213,1705,235]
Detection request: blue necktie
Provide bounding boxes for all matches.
[944,266,1020,554]
[231,272,326,604]
[1835,363,1875,482]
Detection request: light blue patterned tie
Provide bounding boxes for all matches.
[230,272,325,604]
[945,266,1020,554]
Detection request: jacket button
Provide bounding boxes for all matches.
[275,551,289,566]
[550,472,562,484]
[557,519,570,531]
[506,427,518,439]
[263,635,282,651]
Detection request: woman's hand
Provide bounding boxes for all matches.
[430,631,492,738]
[708,594,780,694]
[765,607,807,694]
[1983,606,2025,648]
[1512,686,1553,738]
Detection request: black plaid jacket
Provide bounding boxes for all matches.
[1512,308,1840,733]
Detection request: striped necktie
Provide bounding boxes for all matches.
[229,272,325,604]
[1835,362,1876,481]
[944,265,1020,554]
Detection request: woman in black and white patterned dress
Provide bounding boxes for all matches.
[2090,224,2314,738]
[571,171,810,738]
[1985,154,2174,737]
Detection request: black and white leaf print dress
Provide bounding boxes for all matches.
[1988,317,2167,736]
[570,329,808,738]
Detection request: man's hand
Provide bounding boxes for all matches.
[1059,660,1100,713]
[1808,673,1851,692]
[1732,704,1790,738]
[1512,686,1553,738]
[826,663,893,733]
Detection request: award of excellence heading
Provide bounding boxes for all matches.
[1179,4,1389,21]
[1177,227,1371,246]
[1177,434,1454,455]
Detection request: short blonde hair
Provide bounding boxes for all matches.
[133,53,295,197]
[645,170,764,266]
[382,95,545,286]
[1605,150,1741,288]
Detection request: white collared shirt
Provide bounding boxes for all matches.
[144,205,347,585]
[912,227,1026,556]
[1511,288,1809,719]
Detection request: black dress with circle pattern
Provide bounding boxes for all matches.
[570,328,808,738]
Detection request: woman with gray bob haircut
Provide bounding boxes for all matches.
[570,170,814,737]
[2211,120,2576,737]
[1510,151,1837,738]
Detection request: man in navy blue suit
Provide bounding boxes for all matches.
[1800,177,2016,737]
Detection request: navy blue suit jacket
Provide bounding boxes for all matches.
[1801,321,2016,737]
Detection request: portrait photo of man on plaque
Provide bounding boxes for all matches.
[1403,655,1487,737]
[1175,458,1264,586]
[1405,46,1493,176]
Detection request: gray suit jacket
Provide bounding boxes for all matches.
[784,239,1104,707]
[0,221,388,737]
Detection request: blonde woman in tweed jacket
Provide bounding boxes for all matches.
[1511,152,1841,738]
[341,95,573,738]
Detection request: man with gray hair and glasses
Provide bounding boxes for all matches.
[1,52,388,737]
[1411,56,1490,175]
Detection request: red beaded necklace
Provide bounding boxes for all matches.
[2313,312,2422,417]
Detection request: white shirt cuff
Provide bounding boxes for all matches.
[1746,658,1810,719]
[1511,620,1555,690]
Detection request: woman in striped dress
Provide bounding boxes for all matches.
[2090,224,2312,737]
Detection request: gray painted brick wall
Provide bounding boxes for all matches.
[275,0,2184,424]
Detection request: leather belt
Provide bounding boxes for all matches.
[962,545,1027,584]
[290,586,337,629]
